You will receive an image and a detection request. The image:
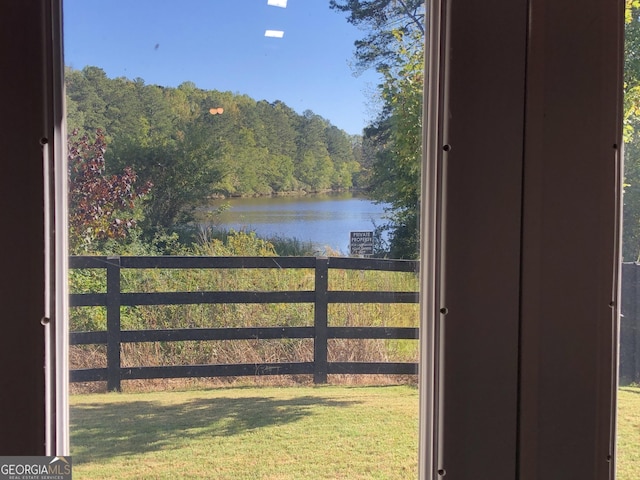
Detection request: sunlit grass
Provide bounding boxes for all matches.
[617,386,640,480]
[70,385,419,479]
[70,385,640,479]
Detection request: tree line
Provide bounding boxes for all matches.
[330,0,425,259]
[334,0,640,261]
[624,0,640,262]
[66,66,369,238]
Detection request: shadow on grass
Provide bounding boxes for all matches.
[71,395,359,463]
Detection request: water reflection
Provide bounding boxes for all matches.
[203,192,387,253]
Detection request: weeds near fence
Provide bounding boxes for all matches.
[69,233,419,393]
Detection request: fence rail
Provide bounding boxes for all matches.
[69,255,420,391]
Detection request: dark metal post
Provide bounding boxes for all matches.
[106,256,121,391]
[314,257,329,384]
[634,263,640,384]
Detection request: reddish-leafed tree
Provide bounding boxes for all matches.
[68,129,152,252]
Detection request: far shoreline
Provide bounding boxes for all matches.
[208,187,373,200]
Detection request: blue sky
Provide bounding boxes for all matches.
[63,0,381,135]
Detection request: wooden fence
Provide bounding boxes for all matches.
[621,262,640,385]
[69,256,420,391]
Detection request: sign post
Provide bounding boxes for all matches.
[350,231,374,257]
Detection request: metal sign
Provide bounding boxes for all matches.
[350,231,374,256]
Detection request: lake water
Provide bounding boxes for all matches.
[202,193,388,254]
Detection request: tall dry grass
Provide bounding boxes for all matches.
[69,233,419,393]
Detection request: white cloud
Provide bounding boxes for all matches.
[264,30,285,38]
[267,0,288,7]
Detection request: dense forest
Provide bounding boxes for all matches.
[624,1,640,261]
[65,67,380,251]
[66,66,372,231]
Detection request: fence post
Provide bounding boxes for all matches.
[634,263,640,384]
[620,264,632,384]
[620,263,636,384]
[314,257,329,384]
[106,256,121,391]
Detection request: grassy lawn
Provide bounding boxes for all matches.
[617,387,640,480]
[70,385,419,479]
[70,384,640,479]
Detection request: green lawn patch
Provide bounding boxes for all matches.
[70,385,419,479]
[71,384,640,479]
[618,386,640,480]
